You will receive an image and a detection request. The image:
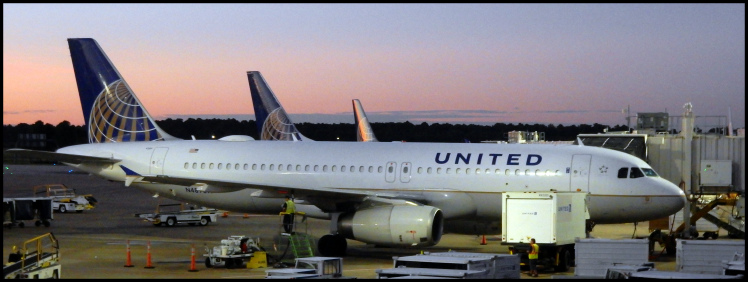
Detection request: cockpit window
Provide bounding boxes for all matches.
[618,168,629,178]
[629,167,644,178]
[641,168,659,177]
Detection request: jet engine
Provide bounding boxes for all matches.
[337,205,443,247]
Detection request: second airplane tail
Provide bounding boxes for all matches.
[247,71,309,141]
[68,38,178,143]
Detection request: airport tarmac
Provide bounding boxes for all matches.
[3,164,715,279]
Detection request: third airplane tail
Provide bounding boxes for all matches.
[67,38,178,143]
[353,99,378,142]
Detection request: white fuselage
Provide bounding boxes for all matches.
[59,139,685,233]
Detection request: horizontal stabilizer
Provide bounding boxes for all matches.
[4,148,120,165]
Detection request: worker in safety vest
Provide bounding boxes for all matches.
[528,238,539,277]
[281,196,296,233]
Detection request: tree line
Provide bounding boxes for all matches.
[3,118,630,151]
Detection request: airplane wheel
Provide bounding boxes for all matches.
[166,217,176,227]
[200,217,209,226]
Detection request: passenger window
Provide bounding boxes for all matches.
[287,164,292,171]
[226,163,231,170]
[417,167,423,174]
[618,168,628,178]
[201,163,206,169]
[192,163,197,169]
[427,167,432,174]
[314,165,319,172]
[378,166,383,173]
[456,168,461,174]
[261,164,266,171]
[630,167,644,178]
[341,166,346,172]
[269,164,274,171]
[184,163,189,169]
[446,168,452,174]
[244,164,248,170]
[437,168,442,174]
[211,163,216,169]
[236,164,241,170]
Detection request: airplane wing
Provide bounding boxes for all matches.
[120,165,421,212]
[4,148,121,164]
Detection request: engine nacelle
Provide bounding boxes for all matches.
[337,205,443,247]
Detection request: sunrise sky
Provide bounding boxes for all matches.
[3,4,745,130]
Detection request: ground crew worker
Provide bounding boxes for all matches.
[282,196,296,233]
[528,238,539,277]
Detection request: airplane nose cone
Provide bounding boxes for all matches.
[659,179,686,216]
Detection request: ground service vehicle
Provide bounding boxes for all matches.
[33,184,96,213]
[135,203,218,227]
[3,233,61,279]
[502,191,589,272]
[204,235,263,268]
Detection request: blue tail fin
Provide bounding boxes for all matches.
[353,99,379,142]
[67,38,178,143]
[247,71,309,141]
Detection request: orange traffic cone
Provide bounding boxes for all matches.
[124,240,134,267]
[188,244,198,272]
[144,240,155,269]
[222,212,229,218]
[244,213,249,218]
[480,235,487,245]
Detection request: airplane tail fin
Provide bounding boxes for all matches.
[246,71,309,141]
[353,99,379,142]
[67,38,178,143]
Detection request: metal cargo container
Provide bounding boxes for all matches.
[574,238,649,277]
[676,239,745,274]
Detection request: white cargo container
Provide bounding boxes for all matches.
[676,239,745,274]
[501,191,589,272]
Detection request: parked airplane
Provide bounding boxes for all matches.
[7,38,686,258]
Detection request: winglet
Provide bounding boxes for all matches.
[247,71,309,141]
[353,99,379,142]
[68,38,179,143]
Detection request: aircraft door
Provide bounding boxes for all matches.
[400,162,412,183]
[149,147,169,175]
[570,154,591,192]
[385,162,396,183]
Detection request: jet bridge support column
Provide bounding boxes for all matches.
[680,103,694,239]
